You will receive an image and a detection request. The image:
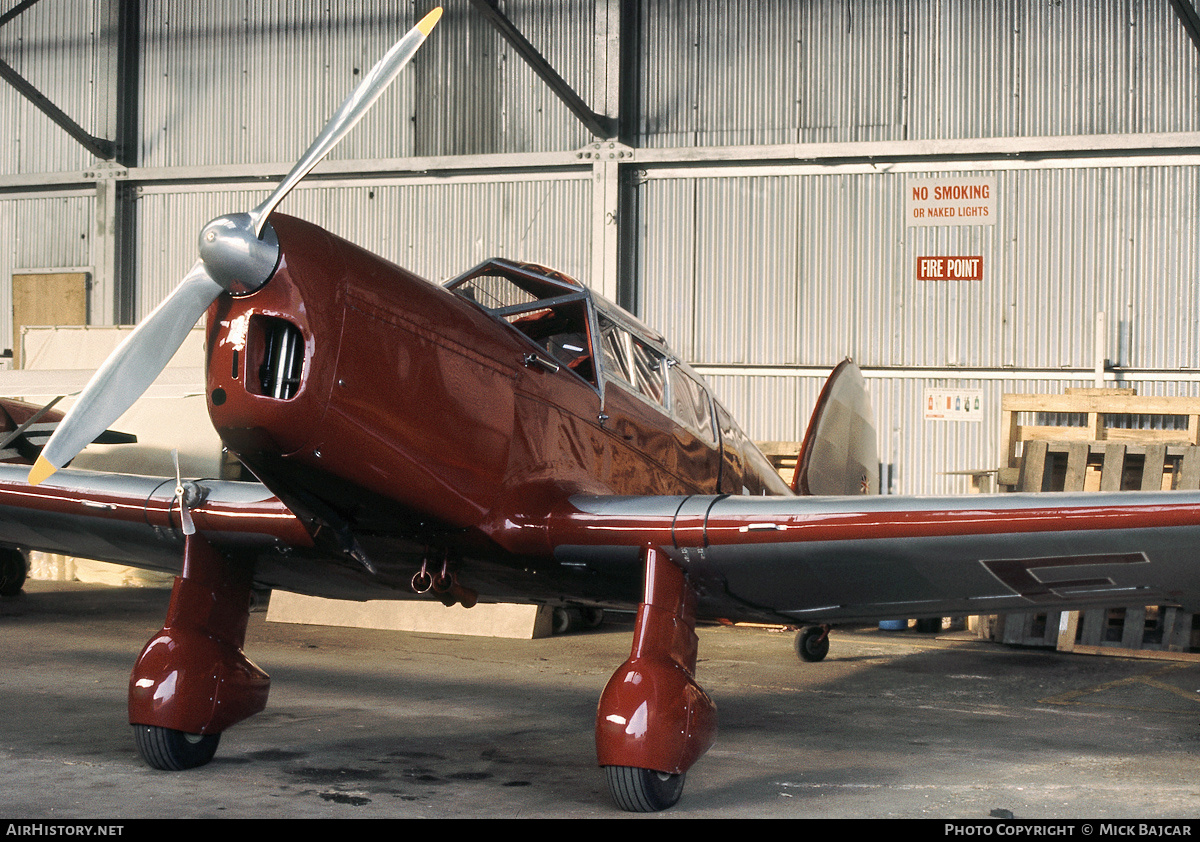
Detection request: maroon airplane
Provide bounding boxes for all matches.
[5,9,1200,812]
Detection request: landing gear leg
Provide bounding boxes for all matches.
[128,533,269,769]
[596,545,716,812]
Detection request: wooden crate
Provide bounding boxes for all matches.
[756,440,803,485]
[991,388,1200,658]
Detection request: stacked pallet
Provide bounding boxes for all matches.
[993,387,1200,659]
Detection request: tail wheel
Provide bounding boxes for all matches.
[795,626,830,662]
[133,725,221,770]
[605,765,685,812]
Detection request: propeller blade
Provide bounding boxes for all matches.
[172,449,196,536]
[28,260,224,486]
[248,6,443,237]
[26,8,443,486]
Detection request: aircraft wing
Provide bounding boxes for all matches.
[548,491,1200,625]
[6,460,1200,628]
[0,463,311,575]
[6,453,1200,630]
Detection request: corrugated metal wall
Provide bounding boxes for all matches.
[0,192,94,357]
[638,164,1200,371]
[1,0,1198,495]
[636,0,1200,146]
[6,1,1188,168]
[136,0,595,167]
[638,160,1200,493]
[138,2,428,168]
[133,173,592,318]
[0,1,108,173]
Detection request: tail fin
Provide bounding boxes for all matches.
[792,359,878,495]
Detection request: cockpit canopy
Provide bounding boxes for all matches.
[446,260,597,382]
[445,259,718,450]
[445,259,791,496]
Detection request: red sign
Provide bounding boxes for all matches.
[917,256,983,281]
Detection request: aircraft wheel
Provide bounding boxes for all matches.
[133,725,221,771]
[605,765,685,812]
[795,626,830,662]
[552,606,583,634]
[0,549,27,597]
[581,608,605,628]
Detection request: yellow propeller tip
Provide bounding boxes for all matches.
[417,7,443,36]
[28,456,56,487]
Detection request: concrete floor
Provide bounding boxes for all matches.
[2,580,1200,819]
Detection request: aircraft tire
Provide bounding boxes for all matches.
[604,765,685,812]
[795,626,830,662]
[552,606,583,634]
[0,549,26,597]
[133,725,221,771]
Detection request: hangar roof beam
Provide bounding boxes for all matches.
[0,0,114,160]
[1168,0,1200,56]
[468,0,617,140]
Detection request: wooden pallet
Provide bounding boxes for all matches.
[1011,440,1200,493]
[993,388,1200,658]
[998,387,1200,488]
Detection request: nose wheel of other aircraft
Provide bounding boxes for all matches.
[132,725,221,771]
[605,766,686,812]
[795,625,831,662]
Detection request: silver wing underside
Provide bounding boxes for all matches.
[558,491,1200,624]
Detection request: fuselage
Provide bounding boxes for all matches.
[203,215,788,583]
